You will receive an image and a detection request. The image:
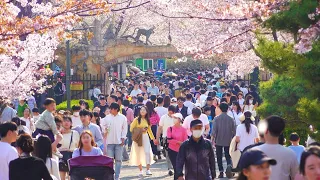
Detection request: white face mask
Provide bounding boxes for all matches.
[192,129,203,138]
[249,100,253,104]
[73,112,79,116]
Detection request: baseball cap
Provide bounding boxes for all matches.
[171,98,177,103]
[99,96,106,100]
[238,149,277,170]
[172,113,183,120]
[194,103,201,108]
[124,80,129,84]
[190,119,203,128]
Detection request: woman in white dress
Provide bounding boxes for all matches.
[243,95,257,117]
[20,108,34,133]
[129,106,157,177]
[235,111,259,152]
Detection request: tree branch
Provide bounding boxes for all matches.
[111,1,150,12]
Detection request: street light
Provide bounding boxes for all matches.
[109,66,114,81]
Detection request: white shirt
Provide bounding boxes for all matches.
[71,115,82,127]
[240,87,248,96]
[20,117,35,132]
[236,124,259,151]
[93,87,101,98]
[130,89,142,97]
[227,110,243,126]
[256,144,299,180]
[182,114,209,136]
[101,113,128,144]
[199,94,207,107]
[155,106,168,119]
[59,130,80,151]
[0,142,18,180]
[173,81,180,89]
[45,157,61,180]
[238,98,245,108]
[159,114,174,138]
[184,101,194,113]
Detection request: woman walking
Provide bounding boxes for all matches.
[9,134,52,180]
[146,101,161,161]
[129,106,157,177]
[228,101,243,126]
[235,111,259,152]
[167,113,188,180]
[58,116,80,180]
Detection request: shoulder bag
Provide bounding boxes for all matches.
[59,131,73,172]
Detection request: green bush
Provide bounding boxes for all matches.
[56,99,94,111]
[283,127,308,147]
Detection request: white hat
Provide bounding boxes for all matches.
[124,80,129,84]
[171,97,177,102]
[239,110,255,122]
[172,113,183,120]
[194,103,201,108]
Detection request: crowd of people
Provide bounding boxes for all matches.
[0,69,319,180]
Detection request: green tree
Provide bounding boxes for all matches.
[257,0,320,141]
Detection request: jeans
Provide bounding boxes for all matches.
[163,138,173,170]
[216,145,232,172]
[150,125,160,156]
[127,125,132,148]
[168,148,178,180]
[107,144,123,179]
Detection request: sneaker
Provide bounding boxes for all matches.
[168,170,174,176]
[138,171,143,178]
[226,165,233,178]
[218,172,224,178]
[153,155,157,161]
[157,155,162,160]
[146,170,152,175]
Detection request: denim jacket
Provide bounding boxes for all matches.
[176,136,216,180]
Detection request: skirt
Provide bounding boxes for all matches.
[129,133,155,166]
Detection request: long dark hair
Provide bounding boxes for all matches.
[237,172,248,180]
[244,95,254,105]
[35,135,52,163]
[300,146,320,175]
[163,95,171,108]
[243,111,253,134]
[137,106,150,126]
[232,101,241,114]
[146,101,156,116]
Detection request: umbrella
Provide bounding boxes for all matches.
[154,71,163,76]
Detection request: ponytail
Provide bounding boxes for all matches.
[244,118,252,134]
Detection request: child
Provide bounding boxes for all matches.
[33,98,63,157]
[288,132,305,163]
[204,106,213,139]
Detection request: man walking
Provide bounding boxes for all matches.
[176,120,216,180]
[156,105,176,176]
[212,102,236,178]
[101,103,128,180]
[0,122,19,180]
[256,116,298,180]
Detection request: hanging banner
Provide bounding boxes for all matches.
[70,81,83,91]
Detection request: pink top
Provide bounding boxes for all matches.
[124,107,134,124]
[167,126,188,152]
[149,112,160,126]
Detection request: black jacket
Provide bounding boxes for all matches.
[175,105,188,119]
[9,156,52,180]
[176,137,216,179]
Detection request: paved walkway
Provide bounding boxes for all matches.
[120,155,237,180]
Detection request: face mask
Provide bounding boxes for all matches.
[249,100,253,104]
[73,112,79,116]
[192,129,203,138]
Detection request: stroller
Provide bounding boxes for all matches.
[69,155,114,180]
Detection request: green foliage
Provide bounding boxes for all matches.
[283,127,308,147]
[256,38,304,74]
[264,0,318,34]
[56,99,94,111]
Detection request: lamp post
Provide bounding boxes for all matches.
[66,40,71,110]
[109,66,114,81]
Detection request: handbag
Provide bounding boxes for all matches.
[163,127,172,150]
[59,131,73,172]
[229,137,241,168]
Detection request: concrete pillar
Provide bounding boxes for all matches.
[121,62,127,79]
